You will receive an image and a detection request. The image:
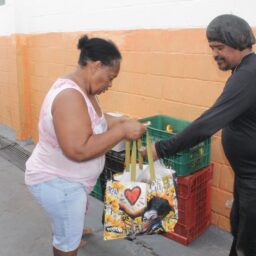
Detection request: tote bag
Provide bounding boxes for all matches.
[103,132,178,240]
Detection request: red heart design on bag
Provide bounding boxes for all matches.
[124,186,141,205]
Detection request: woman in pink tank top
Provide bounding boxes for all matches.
[25,34,146,256]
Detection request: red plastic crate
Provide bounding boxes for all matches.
[176,164,213,227]
[164,164,213,244]
[177,164,213,199]
[164,219,211,245]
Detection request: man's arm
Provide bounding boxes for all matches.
[156,69,256,158]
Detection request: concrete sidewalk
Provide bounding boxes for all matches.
[0,124,233,256]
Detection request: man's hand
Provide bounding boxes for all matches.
[139,142,159,161]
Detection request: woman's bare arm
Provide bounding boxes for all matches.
[52,89,145,161]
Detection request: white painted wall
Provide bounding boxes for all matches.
[0,0,15,35]
[0,0,255,35]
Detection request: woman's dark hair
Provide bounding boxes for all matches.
[77,35,122,66]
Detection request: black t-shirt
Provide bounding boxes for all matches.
[156,52,256,178]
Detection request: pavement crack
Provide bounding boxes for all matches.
[134,240,160,256]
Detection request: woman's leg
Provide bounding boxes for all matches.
[28,178,87,255]
[53,246,78,256]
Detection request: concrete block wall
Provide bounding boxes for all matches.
[0,36,20,135]
[0,28,237,231]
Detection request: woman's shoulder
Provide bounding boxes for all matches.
[52,78,80,90]
[49,78,88,100]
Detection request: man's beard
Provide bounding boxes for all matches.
[214,56,233,71]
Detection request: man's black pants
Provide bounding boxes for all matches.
[229,177,256,256]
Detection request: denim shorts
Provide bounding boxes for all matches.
[28,178,87,252]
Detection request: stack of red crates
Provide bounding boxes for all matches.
[164,164,213,245]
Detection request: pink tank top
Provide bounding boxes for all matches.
[25,78,108,193]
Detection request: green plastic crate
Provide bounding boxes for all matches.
[139,115,211,176]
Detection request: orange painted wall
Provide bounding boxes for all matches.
[0,35,20,135]
[1,28,255,231]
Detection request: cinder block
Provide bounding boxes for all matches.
[30,90,45,108]
[122,51,150,74]
[210,137,228,164]
[115,72,163,99]
[211,212,219,226]
[0,71,8,84]
[44,33,63,48]
[33,62,49,77]
[47,63,65,80]
[218,215,231,232]
[0,48,7,62]
[211,187,232,218]
[183,54,228,82]
[62,33,82,50]
[64,49,79,66]
[219,165,234,193]
[212,162,221,188]
[29,76,50,92]
[163,78,224,107]
[160,100,206,121]
[100,91,161,118]
[48,48,65,64]
[146,52,185,77]
[28,34,49,47]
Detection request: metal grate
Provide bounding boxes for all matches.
[0,136,31,171]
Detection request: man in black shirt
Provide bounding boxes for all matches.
[148,14,256,256]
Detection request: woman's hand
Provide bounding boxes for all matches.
[122,119,146,140]
[104,113,130,128]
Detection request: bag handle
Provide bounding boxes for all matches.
[146,131,156,181]
[131,140,137,181]
[125,140,131,172]
[125,132,156,181]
